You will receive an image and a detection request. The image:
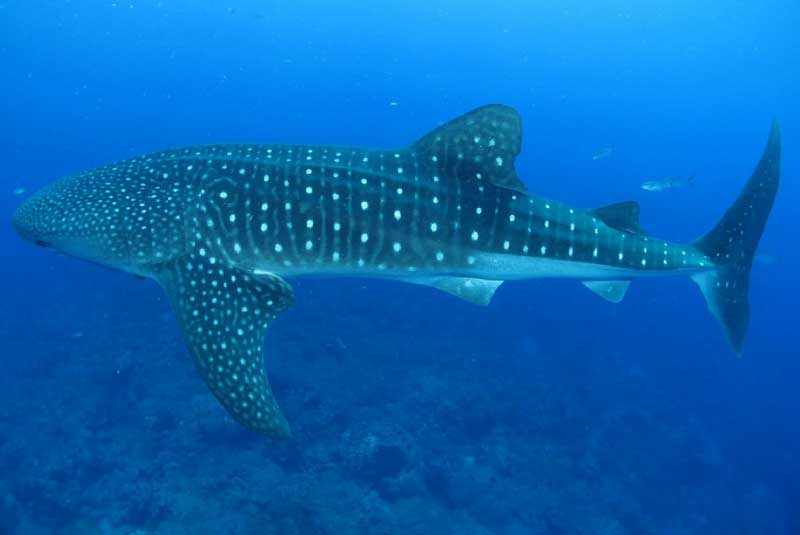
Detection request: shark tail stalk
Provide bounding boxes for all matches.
[690,120,780,355]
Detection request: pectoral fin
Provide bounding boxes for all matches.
[582,280,630,303]
[156,256,294,438]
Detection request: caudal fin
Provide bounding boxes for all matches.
[691,121,781,354]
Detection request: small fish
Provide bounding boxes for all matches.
[592,147,613,161]
[389,101,399,107]
[13,187,26,196]
[641,175,695,192]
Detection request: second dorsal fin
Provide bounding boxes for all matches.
[410,104,527,193]
[591,201,646,235]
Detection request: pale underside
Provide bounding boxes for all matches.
[254,250,705,281]
[249,249,708,308]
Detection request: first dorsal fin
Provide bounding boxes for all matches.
[410,104,527,193]
[591,201,646,235]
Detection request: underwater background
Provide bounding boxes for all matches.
[1,1,798,534]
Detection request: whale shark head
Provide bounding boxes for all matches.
[14,176,108,261]
[13,165,193,275]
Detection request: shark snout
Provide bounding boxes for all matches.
[12,199,36,242]
[13,194,53,248]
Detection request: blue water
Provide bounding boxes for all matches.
[2,2,798,534]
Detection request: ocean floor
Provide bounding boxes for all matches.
[0,277,793,535]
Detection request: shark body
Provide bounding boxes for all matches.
[13,105,780,437]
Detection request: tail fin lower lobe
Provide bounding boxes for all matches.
[691,121,780,354]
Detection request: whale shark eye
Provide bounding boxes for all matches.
[33,239,51,248]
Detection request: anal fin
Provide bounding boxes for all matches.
[582,280,630,303]
[156,257,294,438]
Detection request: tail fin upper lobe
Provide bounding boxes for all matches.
[691,121,781,354]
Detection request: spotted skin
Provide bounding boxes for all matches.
[13,105,780,437]
[157,259,293,436]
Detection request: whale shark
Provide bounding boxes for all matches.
[13,105,780,438]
